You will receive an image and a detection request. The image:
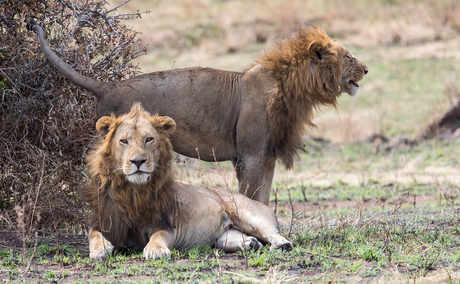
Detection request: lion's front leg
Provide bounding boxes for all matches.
[89,228,114,261]
[236,155,275,206]
[143,230,174,260]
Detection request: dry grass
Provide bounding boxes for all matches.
[110,0,460,70]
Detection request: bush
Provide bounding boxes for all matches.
[0,0,146,235]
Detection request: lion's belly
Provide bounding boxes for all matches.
[172,184,230,251]
[173,217,227,251]
[171,129,236,161]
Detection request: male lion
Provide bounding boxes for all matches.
[31,23,368,205]
[82,103,293,260]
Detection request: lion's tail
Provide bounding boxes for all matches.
[29,22,107,99]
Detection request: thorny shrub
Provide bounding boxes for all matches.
[0,0,146,236]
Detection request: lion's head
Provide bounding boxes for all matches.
[84,103,177,248]
[87,103,176,188]
[256,25,368,103]
[337,48,367,98]
[305,30,368,98]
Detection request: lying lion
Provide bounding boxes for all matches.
[81,103,293,260]
[31,23,368,205]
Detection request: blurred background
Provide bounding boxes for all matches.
[103,0,460,194]
[110,0,460,143]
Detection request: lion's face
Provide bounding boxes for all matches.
[95,104,176,185]
[306,32,368,98]
[337,46,368,97]
[112,116,162,184]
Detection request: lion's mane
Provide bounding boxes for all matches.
[255,25,342,169]
[81,105,176,248]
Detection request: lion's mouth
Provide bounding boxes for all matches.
[131,170,149,175]
[349,80,359,88]
[342,78,361,97]
[126,170,151,185]
[128,170,152,178]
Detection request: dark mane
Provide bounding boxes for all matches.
[255,25,342,169]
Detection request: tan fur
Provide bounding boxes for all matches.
[34,24,368,205]
[83,104,293,260]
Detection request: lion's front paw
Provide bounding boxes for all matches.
[243,237,263,251]
[143,245,171,260]
[90,239,114,261]
[270,235,293,251]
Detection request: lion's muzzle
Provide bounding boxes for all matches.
[130,158,147,169]
[342,55,368,97]
[124,156,153,184]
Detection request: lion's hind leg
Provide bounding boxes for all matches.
[222,192,294,251]
[89,228,114,261]
[268,234,294,251]
[216,228,263,253]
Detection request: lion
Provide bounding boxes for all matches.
[31,23,368,205]
[81,103,293,260]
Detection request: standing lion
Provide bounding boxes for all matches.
[31,23,368,205]
[82,103,293,260]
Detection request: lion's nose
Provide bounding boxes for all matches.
[130,158,147,169]
[364,69,368,75]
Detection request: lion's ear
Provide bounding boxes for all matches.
[153,116,176,136]
[96,116,114,137]
[307,41,327,62]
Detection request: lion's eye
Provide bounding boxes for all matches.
[120,139,128,145]
[146,137,154,143]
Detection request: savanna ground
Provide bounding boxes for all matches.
[2,0,460,282]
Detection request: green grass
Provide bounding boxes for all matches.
[2,156,460,283]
